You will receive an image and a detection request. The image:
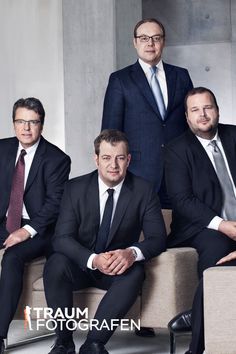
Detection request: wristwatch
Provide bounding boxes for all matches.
[131,248,138,261]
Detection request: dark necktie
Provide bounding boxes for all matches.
[95,188,114,253]
[209,140,236,220]
[150,66,166,119]
[6,149,27,233]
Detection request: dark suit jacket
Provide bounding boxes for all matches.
[102,61,193,193]
[0,136,71,238]
[52,170,166,270]
[165,124,236,246]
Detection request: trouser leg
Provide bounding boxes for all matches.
[44,253,91,341]
[0,236,48,338]
[86,263,144,344]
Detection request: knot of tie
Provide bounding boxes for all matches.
[20,149,27,159]
[107,188,114,197]
[209,140,219,153]
[150,66,157,75]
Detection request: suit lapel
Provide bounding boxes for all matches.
[130,61,162,119]
[88,171,100,237]
[105,174,132,248]
[24,137,46,193]
[164,62,176,117]
[186,130,222,187]
[5,138,18,200]
[218,125,236,187]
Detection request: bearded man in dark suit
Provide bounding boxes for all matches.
[165,87,236,354]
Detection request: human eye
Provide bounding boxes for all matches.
[153,35,162,42]
[140,35,149,42]
[102,156,110,161]
[30,120,40,126]
[14,119,24,125]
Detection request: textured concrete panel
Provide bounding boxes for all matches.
[63,0,142,176]
[63,0,115,176]
[115,0,142,69]
[143,0,231,45]
[164,42,233,124]
[0,0,65,149]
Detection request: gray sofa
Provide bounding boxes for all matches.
[0,210,199,348]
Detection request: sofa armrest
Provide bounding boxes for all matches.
[141,247,198,328]
[204,266,236,354]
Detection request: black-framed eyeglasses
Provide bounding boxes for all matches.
[135,34,164,43]
[14,119,41,126]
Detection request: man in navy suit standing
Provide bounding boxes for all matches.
[102,18,193,209]
[0,97,71,354]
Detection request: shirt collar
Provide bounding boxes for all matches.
[18,138,41,155]
[98,176,124,196]
[138,58,163,75]
[196,131,219,148]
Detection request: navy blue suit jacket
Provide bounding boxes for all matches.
[102,61,193,204]
[0,136,71,239]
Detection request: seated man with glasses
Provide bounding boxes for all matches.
[0,97,71,354]
[102,18,193,211]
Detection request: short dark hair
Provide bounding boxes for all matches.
[12,97,45,124]
[134,18,165,38]
[184,87,219,112]
[94,129,129,155]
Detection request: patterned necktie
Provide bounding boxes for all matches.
[150,66,166,119]
[95,188,114,253]
[6,149,27,233]
[209,140,236,220]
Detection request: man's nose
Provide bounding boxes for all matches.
[199,109,206,116]
[110,158,118,167]
[23,122,31,130]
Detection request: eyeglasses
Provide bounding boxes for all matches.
[135,34,164,43]
[14,119,41,126]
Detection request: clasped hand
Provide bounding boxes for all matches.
[93,248,135,275]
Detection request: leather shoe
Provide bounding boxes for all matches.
[48,337,75,354]
[135,326,155,337]
[0,340,5,354]
[168,310,192,333]
[79,341,109,354]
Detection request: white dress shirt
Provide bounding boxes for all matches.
[138,58,168,109]
[196,132,236,230]
[87,176,144,269]
[8,139,40,237]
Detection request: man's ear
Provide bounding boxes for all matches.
[94,154,99,167]
[127,154,131,167]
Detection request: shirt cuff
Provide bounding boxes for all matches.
[87,253,97,270]
[129,246,145,261]
[207,216,223,230]
[23,225,37,238]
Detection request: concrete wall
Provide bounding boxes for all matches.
[1,0,235,173]
[62,0,142,176]
[0,0,65,149]
[143,0,235,124]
